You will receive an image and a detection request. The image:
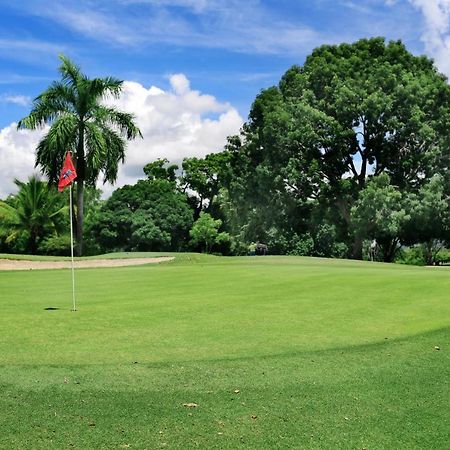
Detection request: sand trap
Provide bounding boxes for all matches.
[0,257,174,271]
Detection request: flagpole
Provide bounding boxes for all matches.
[69,183,76,311]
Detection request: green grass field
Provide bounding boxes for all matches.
[0,254,449,449]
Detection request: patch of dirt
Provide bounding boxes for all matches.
[0,257,174,271]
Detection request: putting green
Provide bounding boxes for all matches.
[0,254,449,449]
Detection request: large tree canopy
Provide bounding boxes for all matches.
[223,38,450,258]
[276,38,450,189]
[18,55,142,255]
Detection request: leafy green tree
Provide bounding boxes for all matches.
[18,55,142,255]
[181,152,231,217]
[404,175,450,264]
[0,176,67,254]
[90,176,193,252]
[189,212,230,253]
[144,158,178,182]
[225,38,450,258]
[80,186,104,255]
[220,134,313,254]
[351,174,410,262]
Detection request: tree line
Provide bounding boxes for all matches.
[1,38,449,264]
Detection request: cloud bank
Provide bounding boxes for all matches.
[0,124,46,198]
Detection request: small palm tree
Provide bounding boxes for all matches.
[0,176,67,254]
[18,55,142,255]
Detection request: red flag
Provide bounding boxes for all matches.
[58,152,77,192]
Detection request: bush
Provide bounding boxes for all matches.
[288,233,315,256]
[230,237,249,256]
[38,234,72,256]
[434,248,450,265]
[265,227,290,254]
[314,224,348,258]
[395,246,426,266]
[189,213,230,254]
[396,245,450,266]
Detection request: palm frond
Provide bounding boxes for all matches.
[90,77,123,100]
[91,105,142,139]
[17,102,62,130]
[90,125,126,183]
[84,122,107,184]
[35,114,78,183]
[99,125,126,184]
[17,82,74,129]
[1,176,68,252]
[0,200,19,226]
[84,122,126,184]
[37,81,77,110]
[58,54,82,87]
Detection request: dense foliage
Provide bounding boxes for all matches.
[0,176,68,254]
[88,174,193,253]
[216,38,450,262]
[2,38,449,263]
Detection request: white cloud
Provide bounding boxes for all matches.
[170,73,190,95]
[0,94,31,106]
[0,123,46,198]
[0,75,243,198]
[407,0,450,76]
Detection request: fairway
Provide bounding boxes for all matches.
[0,255,449,449]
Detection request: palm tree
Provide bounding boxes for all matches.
[0,176,67,254]
[18,55,142,255]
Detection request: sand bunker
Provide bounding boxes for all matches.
[0,257,174,271]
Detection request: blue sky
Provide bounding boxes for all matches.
[0,0,448,197]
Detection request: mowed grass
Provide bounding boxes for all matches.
[0,255,449,449]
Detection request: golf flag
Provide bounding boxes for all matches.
[59,151,78,310]
[58,152,77,192]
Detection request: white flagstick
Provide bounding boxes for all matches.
[69,183,76,311]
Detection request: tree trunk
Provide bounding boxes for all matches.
[381,238,399,263]
[30,228,38,255]
[351,235,363,260]
[335,197,363,260]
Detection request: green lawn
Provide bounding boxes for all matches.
[0,254,449,449]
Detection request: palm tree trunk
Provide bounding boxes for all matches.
[30,228,38,255]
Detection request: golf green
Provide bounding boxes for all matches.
[0,255,449,449]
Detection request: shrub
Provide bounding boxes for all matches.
[38,234,72,256]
